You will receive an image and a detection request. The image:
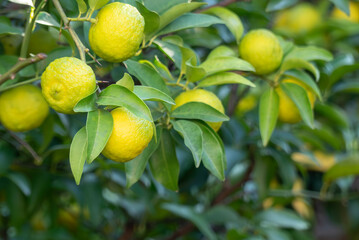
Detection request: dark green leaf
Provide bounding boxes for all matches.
[259,88,279,146]
[134,2,160,35]
[86,109,113,163]
[153,40,182,69]
[133,86,175,105]
[73,87,98,112]
[257,209,309,230]
[0,23,22,36]
[332,81,359,94]
[266,0,297,12]
[200,56,255,75]
[150,129,179,191]
[330,0,350,15]
[173,120,203,167]
[6,172,31,196]
[198,72,255,87]
[172,102,229,122]
[324,156,359,183]
[69,127,87,185]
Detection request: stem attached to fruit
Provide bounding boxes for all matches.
[52,0,87,62]
[0,54,47,86]
[67,17,97,24]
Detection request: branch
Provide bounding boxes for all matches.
[0,54,46,86]
[52,0,87,61]
[9,132,42,165]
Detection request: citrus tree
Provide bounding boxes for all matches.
[1,0,359,239]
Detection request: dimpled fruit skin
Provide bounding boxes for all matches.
[0,85,49,132]
[274,3,321,34]
[89,2,144,62]
[332,2,359,22]
[102,107,153,163]
[172,89,225,132]
[276,78,315,124]
[41,57,96,114]
[239,29,283,75]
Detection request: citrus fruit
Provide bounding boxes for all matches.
[291,151,336,172]
[0,85,49,132]
[41,57,97,114]
[0,34,22,55]
[276,78,316,124]
[89,2,145,62]
[239,29,283,75]
[172,89,225,132]
[235,95,257,116]
[102,107,153,162]
[332,1,359,22]
[28,28,60,54]
[274,3,321,34]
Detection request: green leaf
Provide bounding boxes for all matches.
[153,40,182,69]
[257,209,309,230]
[36,11,60,27]
[76,0,87,15]
[286,46,333,62]
[116,73,134,91]
[172,102,229,122]
[133,86,175,105]
[200,56,255,76]
[86,109,113,163]
[259,88,279,146]
[144,0,188,15]
[6,172,31,196]
[162,203,217,240]
[186,60,206,83]
[125,127,162,188]
[125,60,170,95]
[315,103,349,129]
[69,127,87,185]
[198,72,255,87]
[280,58,319,81]
[97,85,153,122]
[266,0,297,12]
[173,120,203,167]
[324,157,359,183]
[197,123,225,181]
[328,63,359,88]
[154,56,174,81]
[332,81,359,94]
[203,6,244,43]
[284,70,322,101]
[89,0,109,10]
[73,87,98,112]
[0,23,22,36]
[8,0,33,7]
[281,82,314,128]
[150,129,179,191]
[157,13,223,36]
[158,2,207,32]
[133,2,160,36]
[330,0,350,15]
[207,45,237,59]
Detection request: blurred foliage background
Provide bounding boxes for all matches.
[1,0,359,239]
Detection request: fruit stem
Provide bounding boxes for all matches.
[68,17,97,24]
[0,54,47,86]
[52,0,87,62]
[20,0,47,58]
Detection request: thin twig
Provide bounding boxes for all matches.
[9,131,42,165]
[0,54,46,86]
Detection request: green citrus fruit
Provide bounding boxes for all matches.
[28,28,59,54]
[41,57,97,114]
[172,89,225,132]
[276,78,316,124]
[102,107,153,162]
[239,29,283,75]
[89,2,145,62]
[0,85,49,132]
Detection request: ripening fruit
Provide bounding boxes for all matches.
[172,89,225,132]
[102,107,153,163]
[239,29,283,75]
[332,1,359,23]
[276,78,316,124]
[235,95,257,116]
[41,57,97,114]
[273,3,321,35]
[0,85,49,132]
[89,2,145,62]
[0,34,22,55]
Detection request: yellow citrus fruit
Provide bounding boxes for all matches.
[291,151,336,172]
[235,95,257,116]
[276,78,316,124]
[0,85,49,132]
[41,57,97,114]
[332,1,359,22]
[274,3,321,34]
[28,28,59,54]
[172,89,225,132]
[89,2,145,62]
[239,29,283,75]
[102,107,153,162]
